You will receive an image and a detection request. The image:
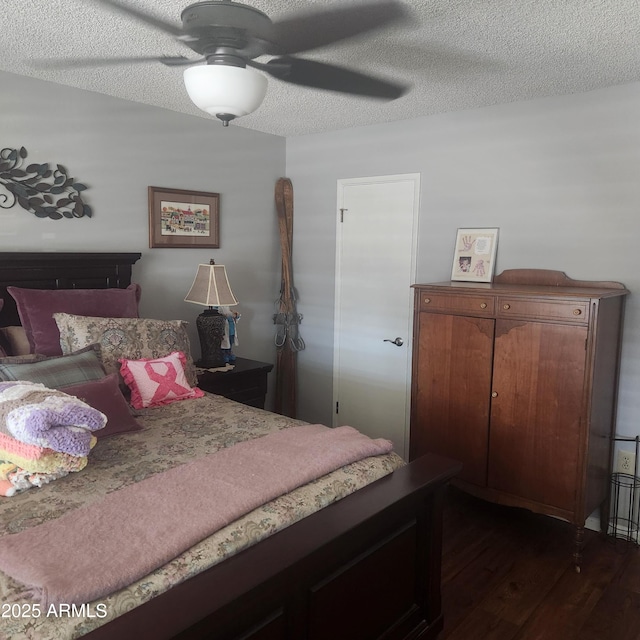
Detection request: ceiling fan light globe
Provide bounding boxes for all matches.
[183,65,268,120]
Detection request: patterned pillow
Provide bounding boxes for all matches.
[53,314,197,386]
[0,345,105,389]
[119,351,204,409]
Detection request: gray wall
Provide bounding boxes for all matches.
[0,70,286,394]
[3,68,638,440]
[287,81,640,439]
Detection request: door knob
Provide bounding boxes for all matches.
[384,337,404,346]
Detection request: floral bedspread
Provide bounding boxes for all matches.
[0,393,404,640]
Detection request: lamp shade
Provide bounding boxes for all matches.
[184,263,238,307]
[184,65,268,120]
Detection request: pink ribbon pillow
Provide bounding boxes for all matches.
[119,351,203,409]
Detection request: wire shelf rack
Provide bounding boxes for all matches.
[608,436,640,545]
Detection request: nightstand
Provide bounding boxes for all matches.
[196,357,274,409]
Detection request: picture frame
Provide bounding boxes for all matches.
[148,186,220,249]
[450,228,499,282]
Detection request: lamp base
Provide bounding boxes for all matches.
[195,309,227,369]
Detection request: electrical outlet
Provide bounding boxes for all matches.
[616,449,637,475]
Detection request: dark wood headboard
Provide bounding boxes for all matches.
[0,252,141,328]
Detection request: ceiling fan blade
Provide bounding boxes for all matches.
[252,57,409,100]
[88,0,184,38]
[268,0,411,55]
[32,56,200,69]
[348,42,503,74]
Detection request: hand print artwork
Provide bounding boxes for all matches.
[450,228,499,282]
[473,259,485,278]
[461,235,475,251]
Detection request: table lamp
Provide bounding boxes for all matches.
[184,260,238,368]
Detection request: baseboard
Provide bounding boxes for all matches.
[585,514,600,532]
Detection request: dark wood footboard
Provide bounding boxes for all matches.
[87,453,461,640]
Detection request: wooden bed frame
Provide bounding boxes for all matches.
[0,252,461,640]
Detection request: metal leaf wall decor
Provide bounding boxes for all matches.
[0,147,92,220]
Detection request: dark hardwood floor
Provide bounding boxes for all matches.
[439,487,640,640]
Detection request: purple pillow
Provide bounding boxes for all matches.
[0,300,5,355]
[8,284,141,356]
[0,297,5,357]
[62,373,143,438]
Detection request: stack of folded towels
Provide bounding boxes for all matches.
[0,381,107,497]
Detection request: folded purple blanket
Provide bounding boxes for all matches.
[0,424,392,606]
[0,382,106,456]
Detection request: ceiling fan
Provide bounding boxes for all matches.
[43,0,412,126]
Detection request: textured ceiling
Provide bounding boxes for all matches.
[1,0,639,137]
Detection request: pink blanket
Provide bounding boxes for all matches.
[0,424,392,606]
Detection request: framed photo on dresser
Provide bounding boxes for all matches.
[450,227,499,282]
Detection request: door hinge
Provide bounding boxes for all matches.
[339,208,347,222]
[336,401,339,414]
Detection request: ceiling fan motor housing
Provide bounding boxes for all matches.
[180,1,274,60]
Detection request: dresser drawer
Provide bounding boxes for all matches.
[497,297,589,323]
[419,292,495,316]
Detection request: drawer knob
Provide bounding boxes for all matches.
[480,302,487,309]
[424,297,431,304]
[573,309,582,316]
[503,304,511,310]
[491,391,498,398]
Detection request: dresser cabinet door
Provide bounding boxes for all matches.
[411,312,494,486]
[488,320,588,511]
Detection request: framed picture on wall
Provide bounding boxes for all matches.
[450,228,499,282]
[148,186,220,248]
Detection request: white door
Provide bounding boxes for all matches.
[333,174,420,460]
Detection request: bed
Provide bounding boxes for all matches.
[0,252,460,640]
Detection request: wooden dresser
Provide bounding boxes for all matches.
[410,269,628,569]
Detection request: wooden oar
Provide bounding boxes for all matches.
[274,177,300,417]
